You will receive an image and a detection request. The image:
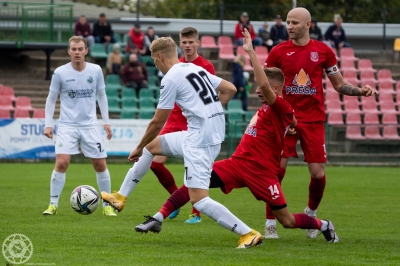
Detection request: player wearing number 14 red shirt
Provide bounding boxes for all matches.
[264,7,377,239]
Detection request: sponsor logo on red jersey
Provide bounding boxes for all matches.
[285,69,316,95]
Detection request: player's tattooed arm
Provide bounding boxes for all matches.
[338,83,362,96]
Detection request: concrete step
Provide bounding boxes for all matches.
[371,62,400,74]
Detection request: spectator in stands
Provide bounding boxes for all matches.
[126,22,146,58]
[309,17,323,41]
[324,14,351,50]
[120,53,148,98]
[234,12,262,47]
[232,54,248,111]
[93,13,116,47]
[74,15,94,52]
[258,22,273,51]
[270,15,289,48]
[107,43,123,75]
[144,26,159,56]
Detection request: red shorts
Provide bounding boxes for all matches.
[282,121,326,163]
[159,123,187,135]
[213,157,287,207]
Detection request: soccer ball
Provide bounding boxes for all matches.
[70,185,100,215]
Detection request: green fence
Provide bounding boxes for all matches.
[0,2,73,47]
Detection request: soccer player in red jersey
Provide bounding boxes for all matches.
[150,27,215,224]
[134,29,339,243]
[264,8,378,238]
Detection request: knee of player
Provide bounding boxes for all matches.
[92,159,107,172]
[55,160,69,172]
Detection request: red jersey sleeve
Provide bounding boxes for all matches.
[270,96,294,128]
[264,47,280,68]
[203,62,215,75]
[324,45,337,69]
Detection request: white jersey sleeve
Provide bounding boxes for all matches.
[157,77,177,110]
[50,71,62,93]
[96,66,106,91]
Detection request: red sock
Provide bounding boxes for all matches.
[159,184,190,218]
[265,167,286,219]
[308,175,326,211]
[192,207,201,217]
[150,162,178,194]
[293,213,322,229]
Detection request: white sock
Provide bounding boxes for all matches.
[50,170,66,207]
[96,169,111,207]
[153,212,164,222]
[306,206,317,217]
[266,219,276,227]
[118,148,154,197]
[193,197,252,235]
[320,220,328,231]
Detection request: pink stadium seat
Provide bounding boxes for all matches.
[243,57,253,71]
[360,70,378,86]
[346,78,361,87]
[346,113,362,125]
[343,69,358,79]
[378,81,395,94]
[346,125,365,139]
[361,95,377,105]
[344,100,361,113]
[0,86,16,102]
[217,36,233,48]
[383,126,400,140]
[255,46,268,61]
[380,100,398,114]
[326,100,342,113]
[15,96,33,111]
[378,93,393,103]
[357,59,377,73]
[327,112,343,125]
[325,90,340,104]
[218,45,235,60]
[33,108,45,118]
[364,113,380,125]
[0,109,11,118]
[377,69,396,84]
[14,108,30,118]
[325,81,335,91]
[396,80,400,91]
[343,95,360,105]
[236,46,249,59]
[364,125,382,140]
[382,113,398,124]
[340,60,357,72]
[340,48,359,61]
[396,94,400,107]
[200,36,218,48]
[0,97,14,111]
[362,100,379,114]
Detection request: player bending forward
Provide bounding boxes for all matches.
[102,37,263,248]
[134,29,339,243]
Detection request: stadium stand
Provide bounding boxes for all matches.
[0,85,16,102]
[377,69,397,84]
[357,59,377,73]
[13,108,30,118]
[0,109,11,118]
[362,100,379,114]
[0,97,14,111]
[15,96,33,111]
[33,108,45,118]
[382,113,398,124]
[364,125,382,140]
[340,47,359,62]
[340,60,357,73]
[327,112,343,125]
[346,113,362,125]
[364,113,380,124]
[90,43,108,59]
[383,125,400,139]
[217,36,233,48]
[200,36,218,48]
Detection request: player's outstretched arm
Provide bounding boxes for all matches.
[215,80,237,106]
[329,72,378,97]
[242,28,276,105]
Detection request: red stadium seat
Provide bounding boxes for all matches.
[33,108,45,118]
[327,112,343,125]
[340,60,357,73]
[346,113,362,125]
[362,100,379,114]
[378,93,393,103]
[14,108,30,118]
[255,46,268,61]
[343,69,358,79]
[15,96,33,111]
[326,100,342,113]
[325,90,340,104]
[380,100,398,114]
[243,57,253,71]
[346,125,365,139]
[378,81,395,94]
[357,59,377,73]
[377,69,396,84]
[200,36,218,48]
[0,97,14,111]
[218,45,235,60]
[343,95,360,105]
[344,100,361,113]
[383,126,400,140]
[364,113,380,125]
[0,86,16,102]
[382,113,398,124]
[364,125,382,140]
[361,95,377,105]
[0,109,11,118]
[360,70,378,86]
[236,46,250,59]
[396,80,400,91]
[396,94,400,107]
[340,48,359,61]
[217,36,233,48]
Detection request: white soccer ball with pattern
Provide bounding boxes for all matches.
[70,185,99,215]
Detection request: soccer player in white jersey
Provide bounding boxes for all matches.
[42,36,117,216]
[101,37,263,248]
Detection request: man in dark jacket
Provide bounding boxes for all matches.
[324,14,350,50]
[270,15,288,48]
[93,13,116,44]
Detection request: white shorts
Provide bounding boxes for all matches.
[160,131,221,190]
[55,126,107,158]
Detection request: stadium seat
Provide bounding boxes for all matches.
[362,100,379,114]
[244,57,253,71]
[217,36,233,48]
[325,81,335,91]
[120,110,136,119]
[344,99,361,113]
[325,90,341,104]
[121,98,139,112]
[357,59,377,73]
[218,45,235,60]
[147,75,160,87]
[0,97,14,111]
[383,125,400,140]
[340,48,359,61]
[106,74,122,91]
[236,46,250,59]
[226,99,245,114]
[377,69,396,84]
[106,88,120,99]
[397,80,400,91]
[326,100,342,113]
[146,66,158,77]
[142,56,155,67]
[361,95,377,106]
[139,98,156,111]
[346,125,364,139]
[0,86,16,102]
[121,88,137,99]
[340,60,357,73]
[343,95,360,106]
[138,110,155,119]
[139,89,155,100]
[378,93,393,103]
[364,113,380,125]
[380,100,398,113]
[15,96,33,111]
[201,36,218,48]
[382,113,398,124]
[378,81,395,94]
[360,70,378,87]
[108,98,121,113]
[14,108,30,118]
[0,109,10,118]
[343,69,358,80]
[255,46,269,58]
[227,112,244,122]
[33,108,45,118]
[364,125,382,140]
[90,43,108,59]
[394,38,400,51]
[346,113,362,125]
[245,111,256,122]
[327,112,343,125]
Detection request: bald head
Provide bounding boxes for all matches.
[286,7,312,44]
[287,7,311,23]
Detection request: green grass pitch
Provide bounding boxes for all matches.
[0,163,399,265]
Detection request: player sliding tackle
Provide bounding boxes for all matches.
[102,36,263,248]
[133,29,339,243]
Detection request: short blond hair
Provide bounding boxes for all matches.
[150,37,177,57]
[68,36,87,49]
[264,67,285,87]
[234,55,246,68]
